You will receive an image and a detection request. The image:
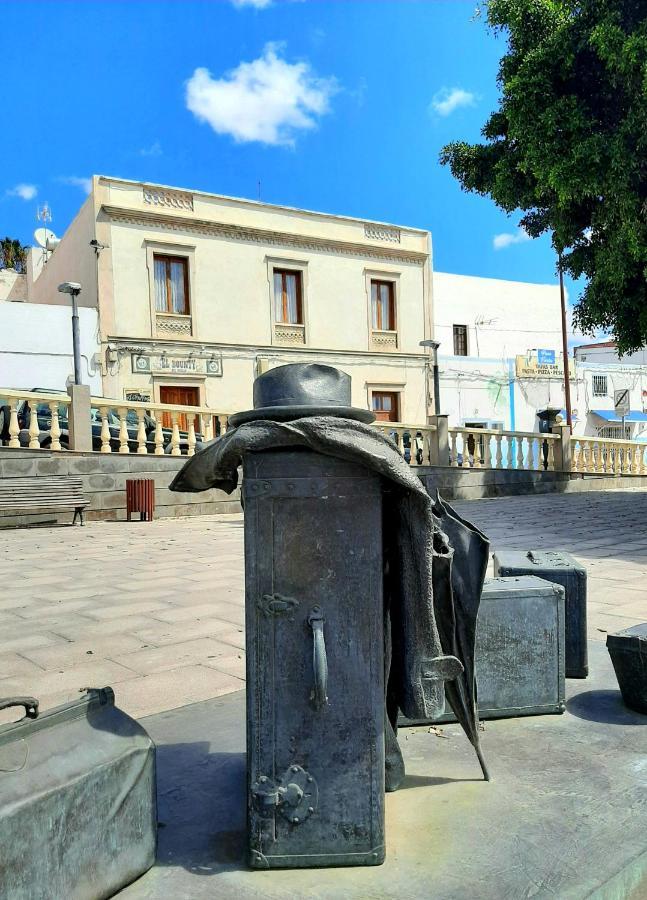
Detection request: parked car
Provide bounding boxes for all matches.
[0,389,203,454]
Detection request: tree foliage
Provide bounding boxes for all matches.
[440,0,647,352]
[0,237,28,273]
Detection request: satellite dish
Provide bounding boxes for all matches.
[34,228,57,249]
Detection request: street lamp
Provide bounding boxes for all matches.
[58,282,83,385]
[420,339,441,416]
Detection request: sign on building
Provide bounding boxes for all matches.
[515,354,574,379]
[131,353,223,377]
[537,349,556,366]
[614,388,630,418]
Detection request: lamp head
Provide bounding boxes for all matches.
[58,282,82,295]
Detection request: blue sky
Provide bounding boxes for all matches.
[2,0,587,334]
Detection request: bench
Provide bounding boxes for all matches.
[0,476,89,525]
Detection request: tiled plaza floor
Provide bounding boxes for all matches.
[1,490,646,721]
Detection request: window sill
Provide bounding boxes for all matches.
[371,329,398,350]
[274,322,306,345]
[156,313,193,337]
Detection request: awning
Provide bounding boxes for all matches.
[590,409,647,423]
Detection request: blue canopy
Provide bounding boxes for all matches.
[590,409,647,423]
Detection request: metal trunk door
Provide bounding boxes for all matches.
[243,450,385,869]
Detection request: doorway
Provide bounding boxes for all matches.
[159,385,200,431]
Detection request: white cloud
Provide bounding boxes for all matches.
[140,141,162,157]
[7,183,37,201]
[429,87,476,117]
[185,44,338,146]
[493,228,532,250]
[231,0,273,7]
[59,176,92,194]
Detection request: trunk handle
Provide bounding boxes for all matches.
[308,607,328,709]
[0,697,39,720]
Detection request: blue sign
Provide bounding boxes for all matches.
[538,349,556,365]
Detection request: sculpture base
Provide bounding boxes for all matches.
[120,642,647,899]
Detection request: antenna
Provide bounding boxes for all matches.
[37,202,52,225]
[258,180,261,202]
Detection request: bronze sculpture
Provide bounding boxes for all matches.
[171,362,490,867]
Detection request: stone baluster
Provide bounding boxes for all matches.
[100,407,111,453]
[482,434,493,469]
[118,407,130,454]
[28,403,40,449]
[460,432,470,468]
[170,412,181,456]
[188,419,196,456]
[218,415,228,436]
[546,438,555,471]
[505,436,513,469]
[136,410,148,454]
[8,400,20,448]
[494,434,503,469]
[154,419,164,455]
[594,441,603,474]
[516,436,524,470]
[449,431,458,467]
[203,414,214,442]
[49,402,62,451]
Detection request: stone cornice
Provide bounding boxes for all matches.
[105,334,429,362]
[101,205,427,266]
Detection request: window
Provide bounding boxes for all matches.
[453,324,468,356]
[154,255,189,315]
[592,375,608,396]
[371,280,395,331]
[371,391,399,422]
[273,269,303,324]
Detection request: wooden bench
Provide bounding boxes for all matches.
[0,476,89,525]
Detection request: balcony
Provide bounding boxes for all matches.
[273,323,306,346]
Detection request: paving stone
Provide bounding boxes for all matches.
[112,637,239,676]
[110,665,243,718]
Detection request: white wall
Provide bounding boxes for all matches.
[0,301,102,393]
[433,272,562,359]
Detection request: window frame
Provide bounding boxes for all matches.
[453,324,468,356]
[592,374,608,397]
[153,253,191,316]
[370,279,396,332]
[273,267,304,325]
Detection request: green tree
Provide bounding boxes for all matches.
[440,0,647,352]
[0,237,28,273]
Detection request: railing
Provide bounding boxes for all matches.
[0,388,230,456]
[3,389,71,451]
[2,387,647,477]
[571,435,647,476]
[372,423,437,466]
[448,427,559,471]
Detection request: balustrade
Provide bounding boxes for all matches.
[0,388,229,456]
[570,436,647,476]
[3,385,647,478]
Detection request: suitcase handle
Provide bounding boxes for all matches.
[308,608,328,709]
[0,697,39,720]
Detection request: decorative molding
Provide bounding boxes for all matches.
[371,330,398,350]
[102,205,426,266]
[156,314,192,336]
[364,224,401,244]
[143,188,194,212]
[274,322,306,345]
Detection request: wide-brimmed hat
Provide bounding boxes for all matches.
[228,363,375,426]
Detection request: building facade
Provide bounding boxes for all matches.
[28,176,433,424]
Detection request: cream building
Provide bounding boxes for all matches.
[28,176,434,425]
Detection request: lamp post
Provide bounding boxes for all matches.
[58,282,83,385]
[420,339,441,416]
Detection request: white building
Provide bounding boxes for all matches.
[0,266,101,394]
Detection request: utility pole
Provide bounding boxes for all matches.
[558,255,573,428]
[419,339,441,417]
[58,282,83,384]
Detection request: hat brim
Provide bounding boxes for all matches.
[228,405,375,427]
